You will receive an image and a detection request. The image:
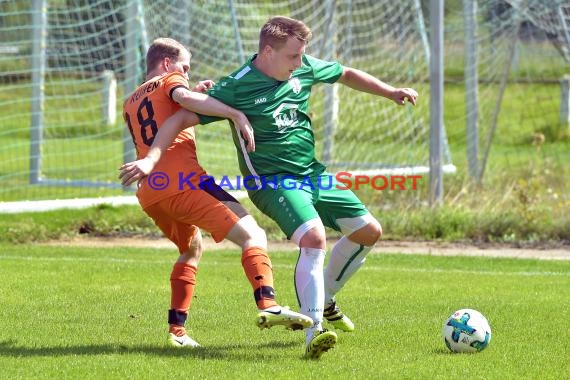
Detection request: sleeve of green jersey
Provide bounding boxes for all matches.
[196,77,236,125]
[305,54,343,84]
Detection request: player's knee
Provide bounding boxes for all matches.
[299,227,326,249]
[231,216,268,249]
[181,230,203,261]
[178,242,202,266]
[190,234,204,255]
[373,220,383,240]
[365,220,382,245]
[247,224,267,248]
[350,220,382,246]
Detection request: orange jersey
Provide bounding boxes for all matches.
[123,72,207,208]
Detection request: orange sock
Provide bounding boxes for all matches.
[170,262,197,313]
[241,246,278,310]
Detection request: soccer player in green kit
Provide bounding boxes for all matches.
[123,16,418,359]
[200,15,418,359]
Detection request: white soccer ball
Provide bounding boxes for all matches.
[442,308,492,353]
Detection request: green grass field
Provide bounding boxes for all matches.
[1,245,568,379]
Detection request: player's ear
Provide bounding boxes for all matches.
[261,44,273,57]
[162,57,171,71]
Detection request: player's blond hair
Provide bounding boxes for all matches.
[259,16,312,51]
[146,38,191,74]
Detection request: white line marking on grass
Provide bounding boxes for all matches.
[0,255,568,277]
[357,265,570,277]
[0,255,171,265]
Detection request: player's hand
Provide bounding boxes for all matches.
[118,157,155,186]
[192,80,215,93]
[232,112,255,152]
[392,88,418,106]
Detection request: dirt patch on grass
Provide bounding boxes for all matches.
[43,236,570,260]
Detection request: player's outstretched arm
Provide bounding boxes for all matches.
[172,86,255,152]
[337,66,418,106]
[118,109,198,186]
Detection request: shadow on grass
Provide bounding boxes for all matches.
[433,347,480,355]
[433,347,454,355]
[0,339,298,360]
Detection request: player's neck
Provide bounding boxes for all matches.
[252,54,275,79]
[145,69,165,81]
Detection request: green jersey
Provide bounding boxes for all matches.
[198,54,343,179]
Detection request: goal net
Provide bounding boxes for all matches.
[446,0,569,182]
[1,0,452,203]
[6,0,565,203]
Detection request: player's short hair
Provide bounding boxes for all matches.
[259,16,312,51]
[146,38,191,74]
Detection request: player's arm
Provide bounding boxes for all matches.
[337,66,418,106]
[171,86,254,152]
[118,109,197,186]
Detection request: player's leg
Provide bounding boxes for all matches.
[223,214,274,309]
[184,178,312,330]
[315,173,382,332]
[168,227,203,347]
[250,181,337,358]
[296,224,337,359]
[143,200,202,347]
[325,216,382,315]
[223,215,312,330]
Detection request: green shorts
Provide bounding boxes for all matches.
[248,173,369,239]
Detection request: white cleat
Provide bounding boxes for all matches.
[256,306,313,331]
[168,333,200,348]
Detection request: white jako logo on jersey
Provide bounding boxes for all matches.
[288,77,301,94]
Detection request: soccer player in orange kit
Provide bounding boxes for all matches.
[120,38,312,347]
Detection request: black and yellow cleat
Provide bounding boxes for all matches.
[305,329,338,359]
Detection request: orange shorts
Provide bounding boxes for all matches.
[143,180,248,253]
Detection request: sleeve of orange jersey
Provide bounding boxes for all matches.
[142,72,192,133]
[163,72,191,107]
